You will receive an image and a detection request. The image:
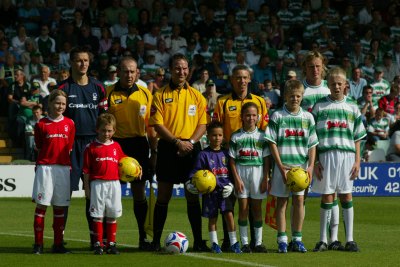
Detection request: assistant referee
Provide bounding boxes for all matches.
[149,54,209,251]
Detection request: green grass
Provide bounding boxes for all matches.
[0,197,397,267]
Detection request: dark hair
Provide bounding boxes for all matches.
[69,46,91,61]
[32,105,42,112]
[241,102,258,116]
[169,53,188,68]
[206,120,223,134]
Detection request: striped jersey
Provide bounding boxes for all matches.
[367,117,390,136]
[312,96,367,153]
[265,105,318,166]
[229,127,270,166]
[301,79,330,112]
[371,79,391,109]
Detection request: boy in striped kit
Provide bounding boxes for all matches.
[265,80,318,253]
[312,67,366,252]
[229,102,270,253]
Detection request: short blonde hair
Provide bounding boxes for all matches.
[96,113,117,130]
[284,80,304,97]
[327,67,347,82]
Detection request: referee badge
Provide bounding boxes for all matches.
[140,105,147,116]
[165,98,173,103]
[188,105,196,116]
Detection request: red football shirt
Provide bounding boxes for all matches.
[83,140,125,181]
[35,116,75,165]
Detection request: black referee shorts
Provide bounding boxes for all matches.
[156,139,201,184]
[113,136,151,182]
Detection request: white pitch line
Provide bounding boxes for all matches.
[1,232,276,267]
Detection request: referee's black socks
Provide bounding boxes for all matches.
[134,198,148,241]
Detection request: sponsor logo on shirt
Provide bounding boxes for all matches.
[96,157,118,163]
[68,103,98,109]
[285,129,305,138]
[68,95,77,98]
[229,106,237,111]
[326,121,348,129]
[46,134,68,138]
[93,93,98,101]
[188,105,197,116]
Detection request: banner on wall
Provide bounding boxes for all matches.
[1,163,399,197]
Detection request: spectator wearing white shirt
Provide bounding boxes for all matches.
[32,64,57,98]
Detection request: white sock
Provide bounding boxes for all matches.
[342,202,354,242]
[228,231,237,246]
[254,226,263,246]
[320,204,332,244]
[209,231,218,244]
[277,233,288,244]
[239,225,248,245]
[330,200,339,243]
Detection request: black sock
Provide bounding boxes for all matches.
[249,202,255,243]
[222,215,229,243]
[153,201,168,244]
[134,198,148,241]
[187,200,202,243]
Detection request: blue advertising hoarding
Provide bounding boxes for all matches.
[121,162,400,198]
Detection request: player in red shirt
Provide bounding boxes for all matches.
[32,90,76,254]
[83,113,130,255]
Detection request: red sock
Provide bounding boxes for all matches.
[34,208,46,245]
[106,221,117,245]
[53,209,65,245]
[92,220,103,245]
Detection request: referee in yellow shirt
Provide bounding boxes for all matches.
[149,54,209,251]
[212,64,269,251]
[106,57,157,250]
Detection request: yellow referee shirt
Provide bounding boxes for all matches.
[149,83,207,139]
[107,83,152,138]
[213,91,269,142]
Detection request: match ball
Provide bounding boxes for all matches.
[118,157,141,182]
[191,169,216,194]
[286,167,310,192]
[164,231,189,254]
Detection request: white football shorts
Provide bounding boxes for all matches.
[270,163,306,198]
[311,150,355,195]
[32,165,71,207]
[235,165,267,200]
[89,179,122,218]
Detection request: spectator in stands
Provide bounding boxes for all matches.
[7,67,35,147]
[147,67,166,94]
[382,52,399,83]
[98,27,113,54]
[150,0,164,24]
[265,14,285,50]
[361,53,376,84]
[386,120,400,162]
[103,65,119,87]
[55,23,78,52]
[368,107,390,141]
[378,86,399,115]
[232,23,253,53]
[358,85,376,127]
[349,40,364,69]
[120,23,141,53]
[369,39,384,66]
[18,0,41,36]
[137,8,152,37]
[214,0,227,24]
[319,0,340,36]
[107,38,123,66]
[243,9,261,39]
[198,38,213,64]
[195,8,221,40]
[60,0,77,24]
[258,79,279,110]
[0,53,17,88]
[48,52,63,78]
[207,51,229,93]
[191,68,209,93]
[72,9,85,33]
[132,40,146,66]
[23,51,42,82]
[369,9,386,39]
[84,0,101,26]
[234,0,248,24]
[315,24,336,63]
[358,0,374,25]
[276,0,294,33]
[349,67,368,100]
[228,51,249,76]
[184,38,198,66]
[11,25,31,63]
[32,64,57,98]
[0,0,18,33]
[202,79,219,119]
[20,38,40,67]
[370,67,391,109]
[164,24,187,57]
[57,68,70,83]
[223,12,236,38]
[35,24,56,64]
[25,104,43,161]
[245,45,261,67]
[251,54,273,85]
[180,11,196,42]
[158,14,172,40]
[143,24,161,55]
[154,39,170,70]
[110,11,129,39]
[208,27,225,54]
[104,0,124,26]
[222,38,236,65]
[168,0,189,25]
[140,53,160,83]
[77,24,99,56]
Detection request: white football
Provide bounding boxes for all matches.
[164,231,189,254]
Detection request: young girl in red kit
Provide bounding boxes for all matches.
[83,113,128,255]
[32,90,75,254]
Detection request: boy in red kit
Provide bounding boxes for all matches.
[83,113,130,255]
[32,90,76,254]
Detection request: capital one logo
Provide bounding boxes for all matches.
[0,178,16,191]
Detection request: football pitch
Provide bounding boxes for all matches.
[0,197,397,267]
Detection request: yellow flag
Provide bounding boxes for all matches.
[265,195,278,230]
[144,182,155,237]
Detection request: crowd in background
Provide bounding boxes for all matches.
[2,0,400,161]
